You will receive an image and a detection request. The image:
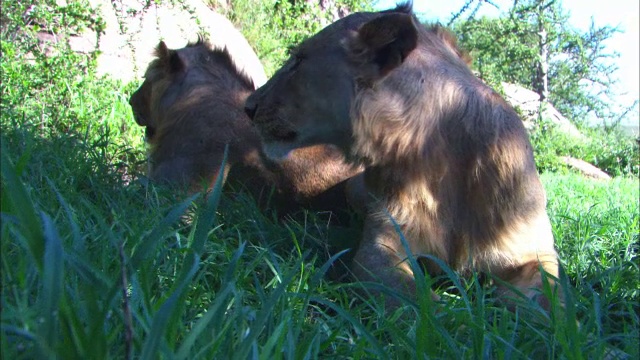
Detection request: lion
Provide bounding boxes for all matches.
[244,4,562,310]
[129,37,362,218]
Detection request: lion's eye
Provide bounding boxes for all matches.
[284,55,303,72]
[279,47,306,75]
[285,45,305,67]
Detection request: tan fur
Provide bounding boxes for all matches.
[245,5,562,310]
[129,37,362,217]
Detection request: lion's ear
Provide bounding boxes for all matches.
[433,25,473,66]
[155,41,185,74]
[346,13,418,78]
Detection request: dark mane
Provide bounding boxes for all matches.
[190,33,208,47]
[382,1,413,14]
[184,34,256,90]
[425,24,472,65]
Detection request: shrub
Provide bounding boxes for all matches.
[223,0,371,76]
[1,0,145,175]
[529,118,639,177]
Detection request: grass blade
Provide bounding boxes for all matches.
[308,295,388,359]
[129,192,200,267]
[236,258,301,358]
[140,252,200,360]
[1,148,44,270]
[175,284,235,359]
[45,177,83,253]
[40,212,64,354]
[191,144,228,254]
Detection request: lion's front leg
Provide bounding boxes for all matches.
[487,212,562,311]
[351,216,437,309]
[345,172,370,214]
[493,252,561,311]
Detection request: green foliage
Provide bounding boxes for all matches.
[452,0,627,125]
[453,15,540,89]
[224,0,371,75]
[1,0,638,358]
[1,0,143,156]
[544,174,639,355]
[574,129,639,177]
[529,119,639,176]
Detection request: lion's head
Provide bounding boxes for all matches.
[129,38,362,217]
[129,38,260,189]
[244,3,469,163]
[244,10,381,160]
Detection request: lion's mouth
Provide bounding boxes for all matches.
[260,127,299,161]
[145,126,156,140]
[132,111,146,126]
[262,126,298,143]
[273,129,298,142]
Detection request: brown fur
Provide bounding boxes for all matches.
[129,37,362,217]
[245,5,561,309]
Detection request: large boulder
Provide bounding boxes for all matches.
[560,156,611,180]
[501,82,583,138]
[500,83,613,179]
[45,0,267,87]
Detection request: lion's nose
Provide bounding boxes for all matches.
[244,103,257,119]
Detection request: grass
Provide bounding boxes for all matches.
[1,0,638,358]
[2,128,638,358]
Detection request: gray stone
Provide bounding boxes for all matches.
[501,82,583,139]
[560,156,611,180]
[81,0,266,87]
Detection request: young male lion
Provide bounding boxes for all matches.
[244,4,562,309]
[129,37,362,217]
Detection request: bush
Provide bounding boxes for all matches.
[529,118,639,177]
[577,128,639,177]
[224,0,371,76]
[1,0,145,175]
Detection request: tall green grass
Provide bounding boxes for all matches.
[3,148,637,358]
[1,0,638,358]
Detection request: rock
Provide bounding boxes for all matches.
[501,83,612,179]
[57,0,267,87]
[501,82,583,139]
[560,156,611,180]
